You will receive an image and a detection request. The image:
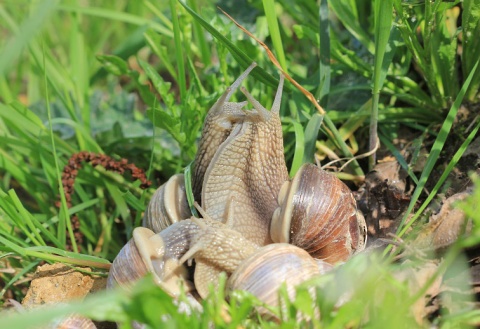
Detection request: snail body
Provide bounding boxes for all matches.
[199,68,289,246]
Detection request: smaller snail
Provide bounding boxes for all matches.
[110,209,258,299]
[107,220,198,296]
[270,163,367,263]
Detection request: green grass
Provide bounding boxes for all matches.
[1,0,480,327]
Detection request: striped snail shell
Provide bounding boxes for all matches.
[142,174,190,233]
[227,243,330,315]
[51,315,97,329]
[270,163,367,264]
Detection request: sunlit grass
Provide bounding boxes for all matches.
[0,0,479,327]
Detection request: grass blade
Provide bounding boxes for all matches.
[26,246,111,267]
[169,0,187,101]
[41,43,76,252]
[398,117,480,239]
[303,113,323,165]
[57,4,172,37]
[262,0,287,71]
[317,0,331,107]
[187,0,211,66]
[287,119,305,177]
[179,0,279,88]
[0,0,57,77]
[396,59,479,236]
[328,0,375,53]
[184,162,199,217]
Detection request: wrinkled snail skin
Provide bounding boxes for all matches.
[143,174,190,233]
[201,73,289,246]
[271,163,367,263]
[192,63,258,202]
[178,217,258,299]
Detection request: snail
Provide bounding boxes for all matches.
[107,219,205,328]
[110,211,257,299]
[110,62,366,321]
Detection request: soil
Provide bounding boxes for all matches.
[357,104,480,244]
[351,103,480,324]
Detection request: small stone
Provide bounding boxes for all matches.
[22,263,107,307]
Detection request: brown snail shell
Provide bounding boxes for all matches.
[270,163,366,263]
[143,174,190,233]
[107,234,149,289]
[227,243,325,311]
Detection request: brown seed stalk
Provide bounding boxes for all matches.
[57,151,151,251]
